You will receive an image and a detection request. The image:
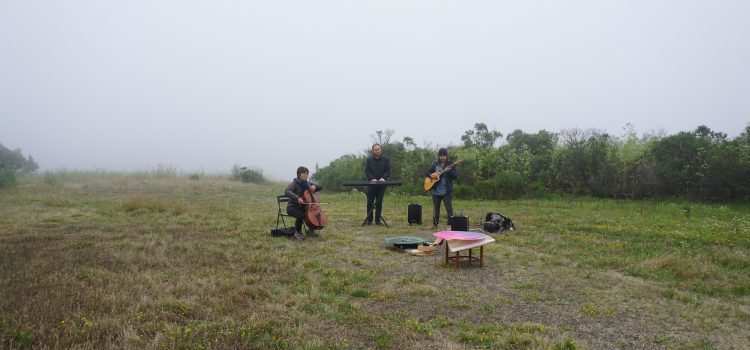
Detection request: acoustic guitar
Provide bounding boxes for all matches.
[423,159,464,191]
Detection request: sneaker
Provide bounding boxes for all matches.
[364,220,373,225]
[293,231,306,240]
[306,230,319,238]
[375,221,382,225]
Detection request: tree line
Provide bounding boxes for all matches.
[314,123,750,202]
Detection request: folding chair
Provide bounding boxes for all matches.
[276,195,292,230]
[276,195,306,233]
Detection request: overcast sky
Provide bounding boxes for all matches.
[2,1,748,180]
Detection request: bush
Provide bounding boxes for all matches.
[0,170,17,188]
[438,178,529,200]
[231,165,265,183]
[452,183,476,199]
[0,142,38,188]
[314,154,366,192]
[502,172,527,199]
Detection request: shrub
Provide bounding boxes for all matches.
[0,142,38,188]
[231,165,265,183]
[0,170,17,188]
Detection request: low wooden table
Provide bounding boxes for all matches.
[432,231,495,268]
[445,242,484,268]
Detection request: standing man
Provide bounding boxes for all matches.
[425,148,457,227]
[364,143,391,225]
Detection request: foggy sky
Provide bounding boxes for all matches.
[2,1,748,180]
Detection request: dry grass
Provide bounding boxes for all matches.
[1,172,748,349]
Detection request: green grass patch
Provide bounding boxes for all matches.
[0,172,748,349]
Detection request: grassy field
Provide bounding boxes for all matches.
[1,172,748,349]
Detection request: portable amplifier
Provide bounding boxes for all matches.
[407,204,422,225]
[450,215,469,231]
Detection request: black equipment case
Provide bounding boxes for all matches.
[450,214,469,231]
[408,204,422,225]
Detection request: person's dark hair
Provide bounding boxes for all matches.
[372,143,381,151]
[296,166,309,177]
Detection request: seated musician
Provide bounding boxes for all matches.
[364,143,392,225]
[285,166,323,240]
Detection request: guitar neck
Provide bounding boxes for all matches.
[434,160,462,176]
[439,164,455,173]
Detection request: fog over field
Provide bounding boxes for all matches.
[2,1,748,180]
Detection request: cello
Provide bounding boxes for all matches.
[302,188,328,230]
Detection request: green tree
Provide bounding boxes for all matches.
[398,145,434,194]
[618,124,658,198]
[314,154,367,192]
[583,133,621,197]
[702,140,750,200]
[694,124,750,201]
[647,126,714,198]
[551,128,592,194]
[506,129,557,191]
[0,142,39,188]
[738,124,750,175]
[461,122,503,149]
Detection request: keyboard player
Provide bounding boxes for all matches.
[364,143,391,225]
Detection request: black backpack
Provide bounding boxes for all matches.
[483,212,515,233]
[270,227,296,237]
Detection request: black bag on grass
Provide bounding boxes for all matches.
[484,212,515,233]
[271,227,296,237]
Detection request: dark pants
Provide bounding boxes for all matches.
[365,186,387,222]
[287,206,306,232]
[431,192,453,226]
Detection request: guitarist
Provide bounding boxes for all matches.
[425,148,458,228]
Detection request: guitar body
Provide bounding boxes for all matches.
[424,176,439,191]
[423,159,464,191]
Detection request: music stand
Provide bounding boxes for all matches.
[342,180,403,228]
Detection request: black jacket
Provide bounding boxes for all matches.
[365,156,391,180]
[425,161,458,193]
[285,178,322,209]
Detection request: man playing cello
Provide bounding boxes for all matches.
[285,166,323,240]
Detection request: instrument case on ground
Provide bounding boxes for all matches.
[408,203,422,225]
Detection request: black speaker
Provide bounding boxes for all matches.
[408,204,422,225]
[450,215,469,231]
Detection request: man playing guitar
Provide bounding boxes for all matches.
[424,148,459,227]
